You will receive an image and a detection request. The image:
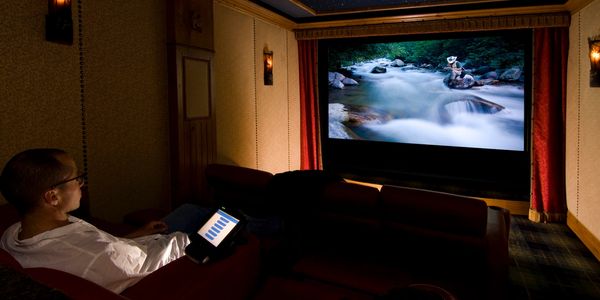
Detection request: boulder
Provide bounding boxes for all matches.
[342,78,359,86]
[499,68,521,81]
[330,79,344,89]
[371,66,387,73]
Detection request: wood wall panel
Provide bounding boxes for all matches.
[167,0,214,50]
[168,45,216,207]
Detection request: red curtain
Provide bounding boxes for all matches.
[298,40,321,170]
[530,27,569,223]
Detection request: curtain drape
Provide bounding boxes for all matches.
[530,27,569,223]
[298,40,321,170]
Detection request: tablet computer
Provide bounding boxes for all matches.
[185,207,245,263]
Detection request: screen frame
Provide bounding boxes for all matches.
[318,29,533,200]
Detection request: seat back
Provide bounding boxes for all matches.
[206,163,273,216]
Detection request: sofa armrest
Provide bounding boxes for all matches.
[484,206,510,300]
[25,267,127,300]
[121,233,261,300]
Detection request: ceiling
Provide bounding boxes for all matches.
[251,0,569,23]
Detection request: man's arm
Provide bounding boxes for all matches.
[123,221,167,238]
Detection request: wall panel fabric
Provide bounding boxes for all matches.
[214,4,257,168]
[566,0,600,240]
[83,0,170,222]
[214,2,301,174]
[255,19,290,173]
[0,1,82,205]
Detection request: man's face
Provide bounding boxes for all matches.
[52,155,82,214]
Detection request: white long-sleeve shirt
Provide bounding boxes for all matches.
[0,216,190,293]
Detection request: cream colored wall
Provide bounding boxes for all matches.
[566,0,600,241]
[0,1,171,222]
[213,3,301,173]
[83,1,170,222]
[0,1,83,205]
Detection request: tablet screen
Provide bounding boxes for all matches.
[197,209,240,247]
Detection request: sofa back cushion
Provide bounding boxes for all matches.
[205,164,273,216]
[0,204,19,234]
[300,181,383,256]
[319,181,381,217]
[380,185,488,237]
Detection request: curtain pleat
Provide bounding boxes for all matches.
[530,27,569,223]
[298,40,321,170]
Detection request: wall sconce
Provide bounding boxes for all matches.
[46,0,73,45]
[264,49,273,85]
[590,38,600,87]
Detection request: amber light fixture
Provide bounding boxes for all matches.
[264,50,273,85]
[46,0,73,45]
[590,38,600,87]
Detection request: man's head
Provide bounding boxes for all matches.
[0,148,78,215]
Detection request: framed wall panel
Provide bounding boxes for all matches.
[184,57,211,119]
[168,45,216,207]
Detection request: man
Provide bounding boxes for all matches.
[0,148,203,293]
[446,56,463,81]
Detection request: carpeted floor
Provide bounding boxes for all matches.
[508,215,600,300]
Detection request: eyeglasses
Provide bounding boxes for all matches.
[50,173,86,189]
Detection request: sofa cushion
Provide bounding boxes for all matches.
[253,276,374,300]
[380,185,488,237]
[26,267,127,300]
[0,265,70,300]
[0,204,19,233]
[121,234,261,300]
[268,169,343,214]
[319,181,380,216]
[300,181,383,255]
[292,255,412,295]
[1,248,22,271]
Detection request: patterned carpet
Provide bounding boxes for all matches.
[508,215,600,300]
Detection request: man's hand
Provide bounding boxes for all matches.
[124,220,168,238]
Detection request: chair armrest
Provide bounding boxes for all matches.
[25,267,127,300]
[121,234,261,300]
[484,207,510,300]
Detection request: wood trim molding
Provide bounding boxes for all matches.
[215,0,297,30]
[295,5,570,30]
[567,211,600,262]
[294,12,570,40]
[215,0,586,37]
[564,0,595,14]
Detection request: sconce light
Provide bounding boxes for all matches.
[46,0,73,45]
[590,38,600,87]
[264,49,273,85]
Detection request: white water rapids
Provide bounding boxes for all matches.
[328,59,525,151]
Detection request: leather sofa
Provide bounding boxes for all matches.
[1,163,510,300]
[206,163,511,300]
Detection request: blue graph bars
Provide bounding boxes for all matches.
[203,210,238,241]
